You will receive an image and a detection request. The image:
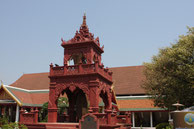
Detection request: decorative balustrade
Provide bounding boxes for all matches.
[19,107,39,124]
[117,115,127,123]
[92,111,131,126]
[82,64,95,73]
[50,63,112,81]
[67,65,79,74]
[92,113,107,124]
[52,66,64,76]
[117,112,131,125]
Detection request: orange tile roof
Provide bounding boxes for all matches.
[3,85,49,107]
[10,72,50,90]
[117,97,166,111]
[10,66,146,95]
[110,66,145,95]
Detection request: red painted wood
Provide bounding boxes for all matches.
[48,14,113,123]
[19,14,132,129]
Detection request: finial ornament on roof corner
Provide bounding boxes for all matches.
[1,80,3,86]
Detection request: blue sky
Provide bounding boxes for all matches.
[0,0,194,85]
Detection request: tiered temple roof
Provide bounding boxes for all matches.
[5,65,165,111]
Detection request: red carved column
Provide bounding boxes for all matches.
[48,84,58,122]
[89,48,94,64]
[94,59,99,72]
[63,56,68,65]
[105,109,112,124]
[63,56,68,74]
[30,107,34,113]
[125,111,131,124]
[107,91,113,110]
[50,63,54,76]
[19,107,24,124]
[113,110,118,124]
[89,81,99,113]
[34,107,39,123]
[64,64,67,74]
[78,62,83,73]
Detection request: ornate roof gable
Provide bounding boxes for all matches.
[61,14,100,46]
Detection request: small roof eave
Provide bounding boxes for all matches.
[119,108,167,112]
[0,100,16,104]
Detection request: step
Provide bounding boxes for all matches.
[25,123,79,129]
[45,123,79,129]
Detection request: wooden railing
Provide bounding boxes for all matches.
[50,62,112,81]
[19,108,39,124]
[52,66,64,76]
[67,65,79,74]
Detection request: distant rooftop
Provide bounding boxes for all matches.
[10,65,146,95]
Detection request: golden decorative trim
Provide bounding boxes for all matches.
[1,80,3,87]
[2,85,22,106]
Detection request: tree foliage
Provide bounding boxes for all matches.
[39,97,69,122]
[39,102,48,122]
[57,97,69,114]
[0,116,27,129]
[143,27,194,109]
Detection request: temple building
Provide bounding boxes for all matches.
[0,15,170,128]
[0,66,170,127]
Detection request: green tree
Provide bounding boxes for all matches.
[0,116,27,129]
[142,27,194,109]
[39,97,69,122]
[39,102,48,122]
[57,97,69,114]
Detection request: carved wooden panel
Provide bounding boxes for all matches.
[22,113,34,124]
[0,89,13,100]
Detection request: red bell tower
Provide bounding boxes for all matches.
[48,14,114,123]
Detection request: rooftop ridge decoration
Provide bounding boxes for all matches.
[1,80,3,87]
[61,14,103,51]
[5,85,49,93]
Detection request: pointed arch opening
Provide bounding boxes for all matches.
[56,88,70,122]
[56,87,88,123]
[99,90,109,113]
[74,88,88,121]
